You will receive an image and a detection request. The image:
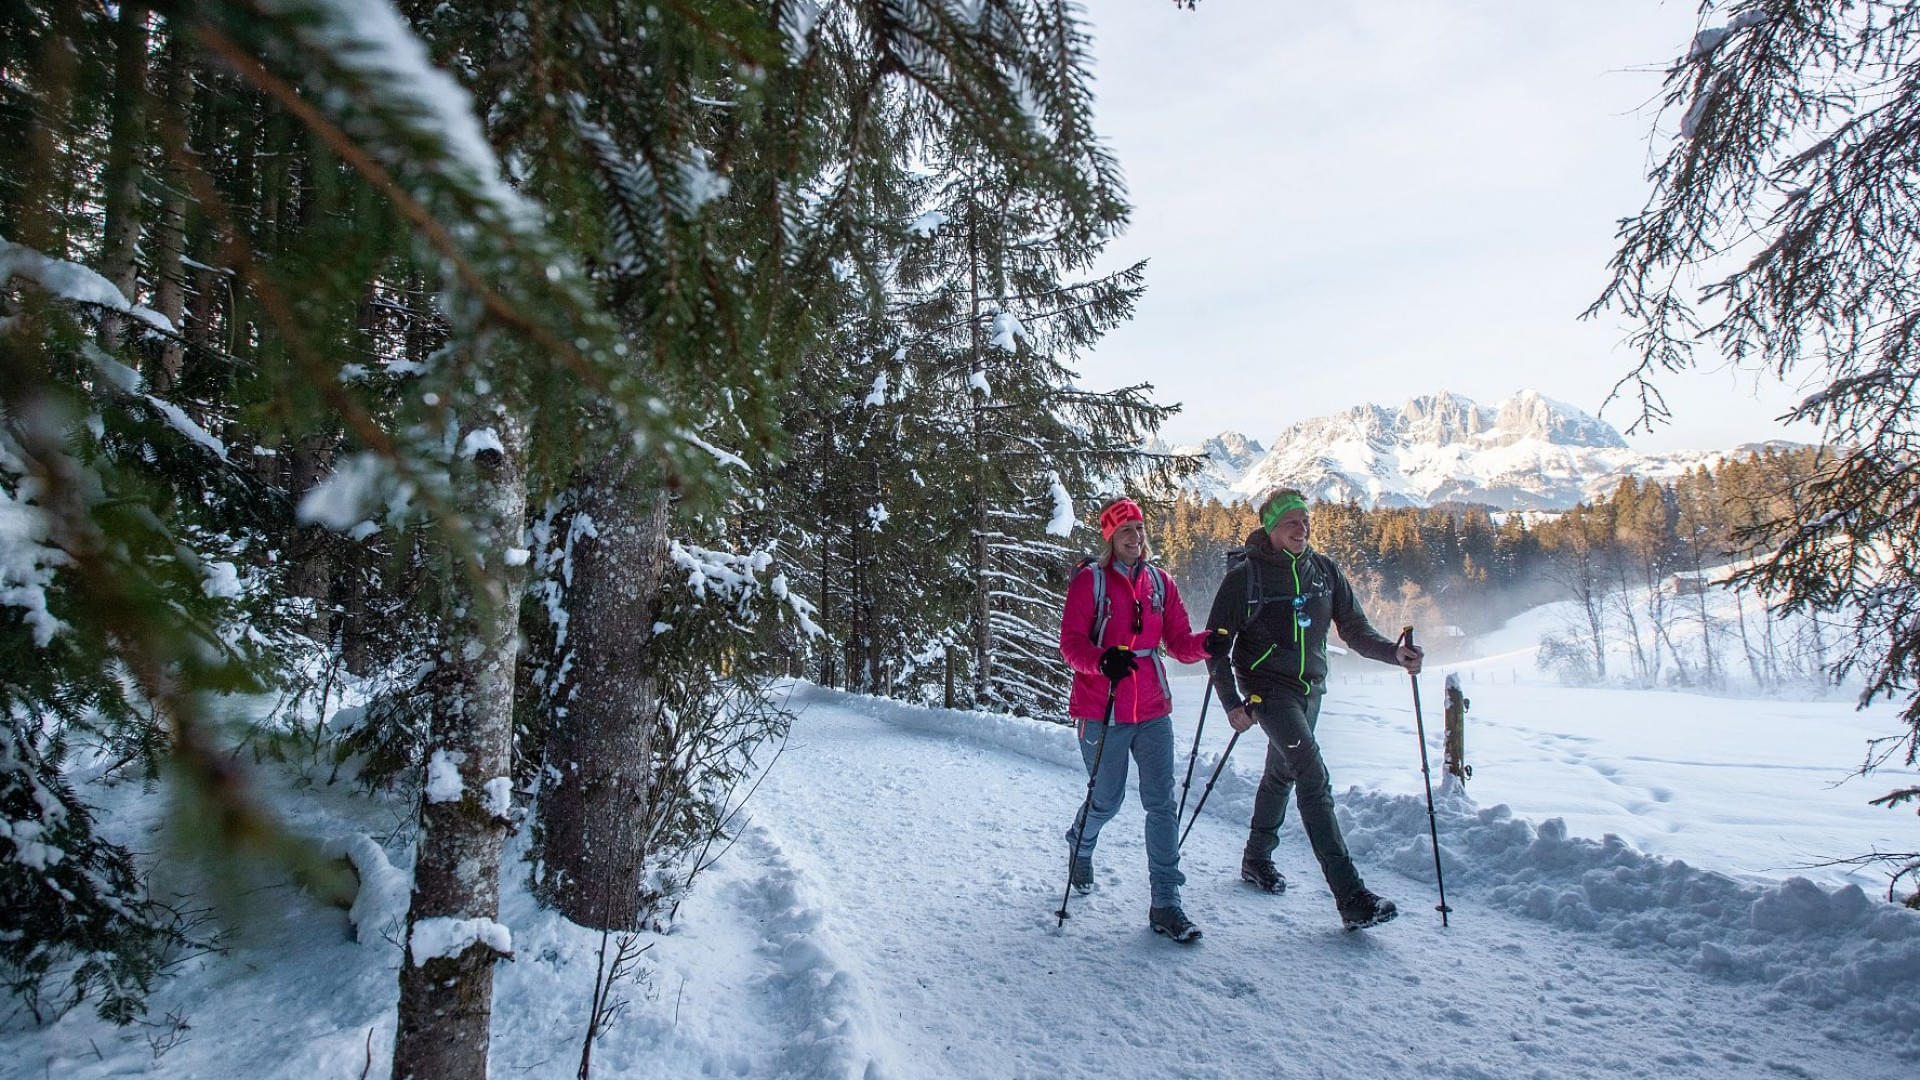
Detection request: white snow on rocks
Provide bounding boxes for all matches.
[321,832,412,946]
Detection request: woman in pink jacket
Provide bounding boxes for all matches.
[1058,497,1222,942]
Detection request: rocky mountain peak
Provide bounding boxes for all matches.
[1199,431,1264,469]
[1166,390,1744,511]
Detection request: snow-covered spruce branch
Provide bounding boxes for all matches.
[667,541,822,636]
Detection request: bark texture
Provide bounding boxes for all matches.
[99,4,148,352]
[391,417,528,1080]
[151,35,192,393]
[535,450,672,929]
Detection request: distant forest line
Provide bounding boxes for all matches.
[1149,445,1831,667]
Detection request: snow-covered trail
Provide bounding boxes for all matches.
[746,684,1909,1080]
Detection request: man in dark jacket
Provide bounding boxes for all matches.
[1204,487,1422,930]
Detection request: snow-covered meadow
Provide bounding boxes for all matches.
[5,621,1917,1078]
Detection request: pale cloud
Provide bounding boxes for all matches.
[1081,1,1817,453]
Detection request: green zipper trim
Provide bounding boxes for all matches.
[1290,551,1311,696]
[1249,644,1277,670]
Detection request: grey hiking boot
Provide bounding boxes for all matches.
[1338,889,1398,930]
[1149,905,1202,943]
[1240,857,1287,893]
[1070,854,1094,894]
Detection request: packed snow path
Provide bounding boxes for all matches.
[742,684,1914,1080]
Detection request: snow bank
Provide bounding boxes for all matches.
[320,832,411,946]
[793,683,1084,775]
[1349,790,1916,1044]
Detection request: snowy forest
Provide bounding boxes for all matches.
[3,2,1920,1079]
[1153,444,1844,691]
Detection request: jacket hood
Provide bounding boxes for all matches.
[1244,528,1306,566]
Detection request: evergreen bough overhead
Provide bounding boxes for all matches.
[1593,0,1920,898]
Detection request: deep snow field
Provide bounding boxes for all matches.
[5,621,1919,1079]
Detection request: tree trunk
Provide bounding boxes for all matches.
[966,207,991,707]
[845,523,862,692]
[391,416,529,1080]
[1734,588,1766,689]
[151,32,192,393]
[817,422,834,688]
[1690,544,1719,688]
[287,433,339,638]
[533,449,671,930]
[99,4,149,352]
[340,537,375,677]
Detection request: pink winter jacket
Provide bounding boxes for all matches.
[1059,560,1211,724]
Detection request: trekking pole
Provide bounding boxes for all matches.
[1175,681,1214,824]
[1056,680,1119,927]
[1176,629,1231,822]
[1400,626,1452,926]
[1178,724,1245,849]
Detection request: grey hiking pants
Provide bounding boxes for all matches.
[1064,714,1185,908]
[1244,688,1365,903]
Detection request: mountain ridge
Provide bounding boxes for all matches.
[1154,389,1801,511]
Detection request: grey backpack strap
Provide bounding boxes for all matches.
[1086,562,1109,644]
[1147,565,1167,615]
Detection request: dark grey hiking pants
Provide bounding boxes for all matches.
[1244,688,1364,903]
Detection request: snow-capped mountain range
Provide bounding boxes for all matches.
[1155,390,1792,511]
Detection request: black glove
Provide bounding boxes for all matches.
[1202,628,1232,659]
[1098,646,1138,683]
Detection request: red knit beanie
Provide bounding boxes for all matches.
[1099,497,1144,540]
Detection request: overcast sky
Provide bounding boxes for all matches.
[1076,1,1819,453]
